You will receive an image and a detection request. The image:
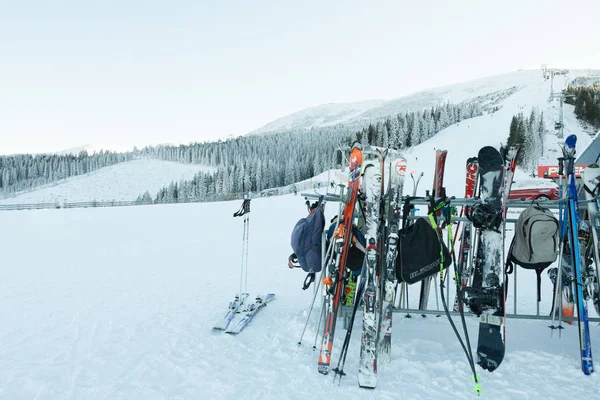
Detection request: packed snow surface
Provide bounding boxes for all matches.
[1,194,599,400]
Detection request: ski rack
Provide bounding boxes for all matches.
[395,195,600,323]
[300,193,600,325]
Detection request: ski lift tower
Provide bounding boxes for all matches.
[549,89,575,139]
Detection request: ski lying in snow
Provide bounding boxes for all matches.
[213,293,249,330]
[225,293,275,334]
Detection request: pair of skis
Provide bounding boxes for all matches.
[213,293,276,334]
[213,198,276,335]
[561,135,594,375]
[318,144,363,375]
[357,148,408,388]
[324,145,407,389]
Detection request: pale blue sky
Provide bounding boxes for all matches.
[1,0,598,154]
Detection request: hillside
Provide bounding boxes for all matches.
[1,194,598,399]
[0,159,214,204]
[250,69,600,141]
[4,68,598,205]
[298,70,596,200]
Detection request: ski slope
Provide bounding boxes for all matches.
[1,194,599,400]
[0,159,214,204]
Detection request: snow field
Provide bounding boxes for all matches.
[1,194,599,400]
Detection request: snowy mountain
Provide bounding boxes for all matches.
[249,99,386,134]
[250,69,600,138]
[5,68,598,206]
[287,69,597,199]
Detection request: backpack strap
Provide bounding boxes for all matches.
[233,198,251,217]
[505,237,515,275]
[302,272,316,290]
[402,196,415,229]
[535,268,543,302]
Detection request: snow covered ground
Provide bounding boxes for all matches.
[1,194,599,400]
[0,159,214,204]
[2,68,600,399]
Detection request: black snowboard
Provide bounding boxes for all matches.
[466,146,506,372]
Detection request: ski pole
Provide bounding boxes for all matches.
[238,216,247,298]
[312,296,326,351]
[298,276,322,348]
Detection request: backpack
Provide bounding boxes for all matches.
[326,220,366,272]
[506,205,559,301]
[290,203,325,273]
[396,217,451,284]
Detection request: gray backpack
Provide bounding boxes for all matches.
[506,205,559,301]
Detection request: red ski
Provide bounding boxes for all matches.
[418,149,448,312]
[317,144,363,375]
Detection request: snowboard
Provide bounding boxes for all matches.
[463,146,506,372]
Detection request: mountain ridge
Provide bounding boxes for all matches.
[249,69,600,136]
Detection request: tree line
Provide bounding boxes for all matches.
[565,84,600,129]
[0,151,133,197]
[506,108,546,172]
[0,99,487,202]
[148,101,483,203]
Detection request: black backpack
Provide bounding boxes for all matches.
[326,219,366,272]
[506,205,559,301]
[396,217,451,284]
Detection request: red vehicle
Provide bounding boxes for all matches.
[509,178,559,201]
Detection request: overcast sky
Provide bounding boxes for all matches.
[1,0,599,154]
